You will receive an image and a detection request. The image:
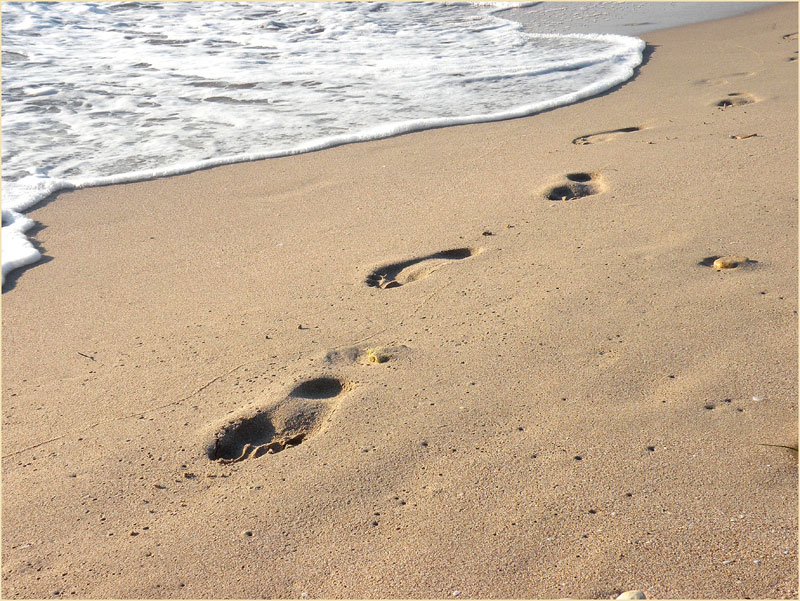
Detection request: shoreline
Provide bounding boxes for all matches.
[2,4,797,599]
[0,3,776,287]
[1,0,652,288]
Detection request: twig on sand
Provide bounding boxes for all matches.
[757,443,799,452]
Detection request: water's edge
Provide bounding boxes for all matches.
[2,3,649,287]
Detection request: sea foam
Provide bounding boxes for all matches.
[1,1,645,286]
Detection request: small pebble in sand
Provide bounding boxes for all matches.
[752,396,764,401]
[712,255,748,270]
[366,349,389,363]
[452,591,461,597]
[616,591,646,600]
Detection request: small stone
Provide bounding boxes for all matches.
[723,560,733,565]
[616,591,646,600]
[366,349,389,363]
[243,530,253,537]
[452,591,462,597]
[713,255,748,270]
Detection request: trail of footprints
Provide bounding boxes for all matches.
[203,53,777,464]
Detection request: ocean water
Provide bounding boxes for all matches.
[1,1,645,286]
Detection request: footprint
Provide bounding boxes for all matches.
[207,376,348,463]
[541,172,606,201]
[323,344,412,366]
[572,126,641,145]
[715,92,758,109]
[365,247,481,290]
[695,72,755,86]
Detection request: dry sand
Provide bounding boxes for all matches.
[2,4,797,599]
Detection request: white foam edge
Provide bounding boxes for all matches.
[1,32,644,287]
[2,210,42,286]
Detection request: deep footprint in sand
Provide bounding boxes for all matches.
[572,126,642,145]
[207,376,348,463]
[715,92,758,108]
[542,172,606,201]
[365,247,482,289]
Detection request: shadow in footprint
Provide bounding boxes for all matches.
[543,172,605,201]
[291,377,343,399]
[365,247,480,290]
[572,126,641,145]
[208,376,348,463]
[715,92,758,108]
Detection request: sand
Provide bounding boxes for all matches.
[2,4,797,599]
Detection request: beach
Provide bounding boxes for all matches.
[1,3,797,598]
